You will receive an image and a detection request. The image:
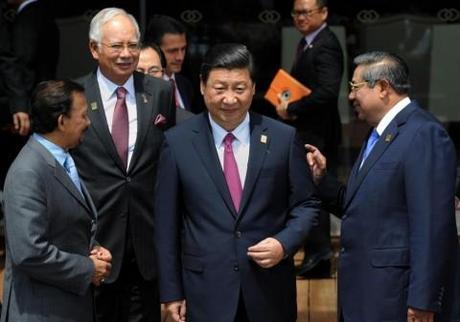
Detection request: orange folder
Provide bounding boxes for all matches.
[264,69,311,107]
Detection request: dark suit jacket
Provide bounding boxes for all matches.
[154,112,320,322]
[0,4,28,128]
[72,71,175,282]
[11,0,59,93]
[288,27,343,163]
[175,73,195,112]
[318,102,458,321]
[2,137,97,322]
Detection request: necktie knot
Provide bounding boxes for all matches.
[116,87,127,100]
[224,133,235,150]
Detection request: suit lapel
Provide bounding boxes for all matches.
[343,103,417,210]
[238,114,269,218]
[128,73,155,173]
[192,114,237,218]
[85,72,126,171]
[29,138,92,214]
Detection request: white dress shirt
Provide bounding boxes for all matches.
[97,68,138,168]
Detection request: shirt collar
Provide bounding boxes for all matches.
[208,113,250,146]
[163,73,176,82]
[32,133,68,167]
[375,97,411,135]
[304,23,327,46]
[97,68,135,101]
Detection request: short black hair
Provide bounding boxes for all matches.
[31,80,85,134]
[144,14,187,45]
[141,42,167,69]
[200,43,254,84]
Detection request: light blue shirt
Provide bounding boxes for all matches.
[33,133,67,168]
[208,113,251,187]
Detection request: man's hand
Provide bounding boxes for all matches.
[407,307,434,322]
[305,144,327,185]
[247,237,284,268]
[164,300,186,322]
[275,94,296,121]
[12,112,30,136]
[90,255,111,286]
[90,246,112,263]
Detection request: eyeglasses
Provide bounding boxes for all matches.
[100,42,141,54]
[349,81,368,92]
[291,7,323,18]
[147,67,163,77]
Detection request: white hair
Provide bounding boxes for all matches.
[89,7,140,44]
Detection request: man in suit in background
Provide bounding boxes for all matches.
[8,0,59,94]
[306,51,458,322]
[276,0,344,278]
[145,15,196,113]
[137,43,193,124]
[2,80,111,322]
[71,7,175,322]
[154,43,320,322]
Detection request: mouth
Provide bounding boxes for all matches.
[116,62,134,70]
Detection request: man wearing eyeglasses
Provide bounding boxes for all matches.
[277,0,344,279]
[136,43,193,124]
[71,7,175,322]
[307,51,458,322]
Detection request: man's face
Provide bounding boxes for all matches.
[90,15,140,85]
[61,92,90,149]
[201,68,255,131]
[137,47,163,78]
[348,65,385,127]
[160,33,187,76]
[292,0,328,35]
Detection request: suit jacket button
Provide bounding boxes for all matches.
[126,176,131,182]
[235,231,241,238]
[340,247,345,253]
[233,264,239,271]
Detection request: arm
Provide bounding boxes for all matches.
[154,137,185,302]
[270,132,321,257]
[3,167,95,295]
[288,40,343,116]
[305,144,346,217]
[405,123,457,312]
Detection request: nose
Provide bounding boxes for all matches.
[348,90,355,101]
[223,93,237,105]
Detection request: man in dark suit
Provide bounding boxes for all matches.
[8,0,59,94]
[276,0,344,278]
[2,80,111,322]
[306,51,458,322]
[71,8,175,322]
[145,15,195,113]
[137,43,193,124]
[154,43,320,322]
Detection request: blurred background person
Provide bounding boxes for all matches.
[137,42,193,124]
[276,0,344,279]
[145,14,196,113]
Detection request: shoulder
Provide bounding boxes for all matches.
[165,112,203,140]
[135,72,170,93]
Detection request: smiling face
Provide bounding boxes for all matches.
[292,0,328,35]
[348,65,387,127]
[90,14,140,85]
[201,68,255,131]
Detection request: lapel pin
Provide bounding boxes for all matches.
[90,102,98,111]
[142,94,148,103]
[260,134,268,144]
[385,134,392,142]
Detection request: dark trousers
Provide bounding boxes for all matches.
[94,258,160,322]
[234,291,250,322]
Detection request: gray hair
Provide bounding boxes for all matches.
[354,51,410,95]
[89,7,140,44]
